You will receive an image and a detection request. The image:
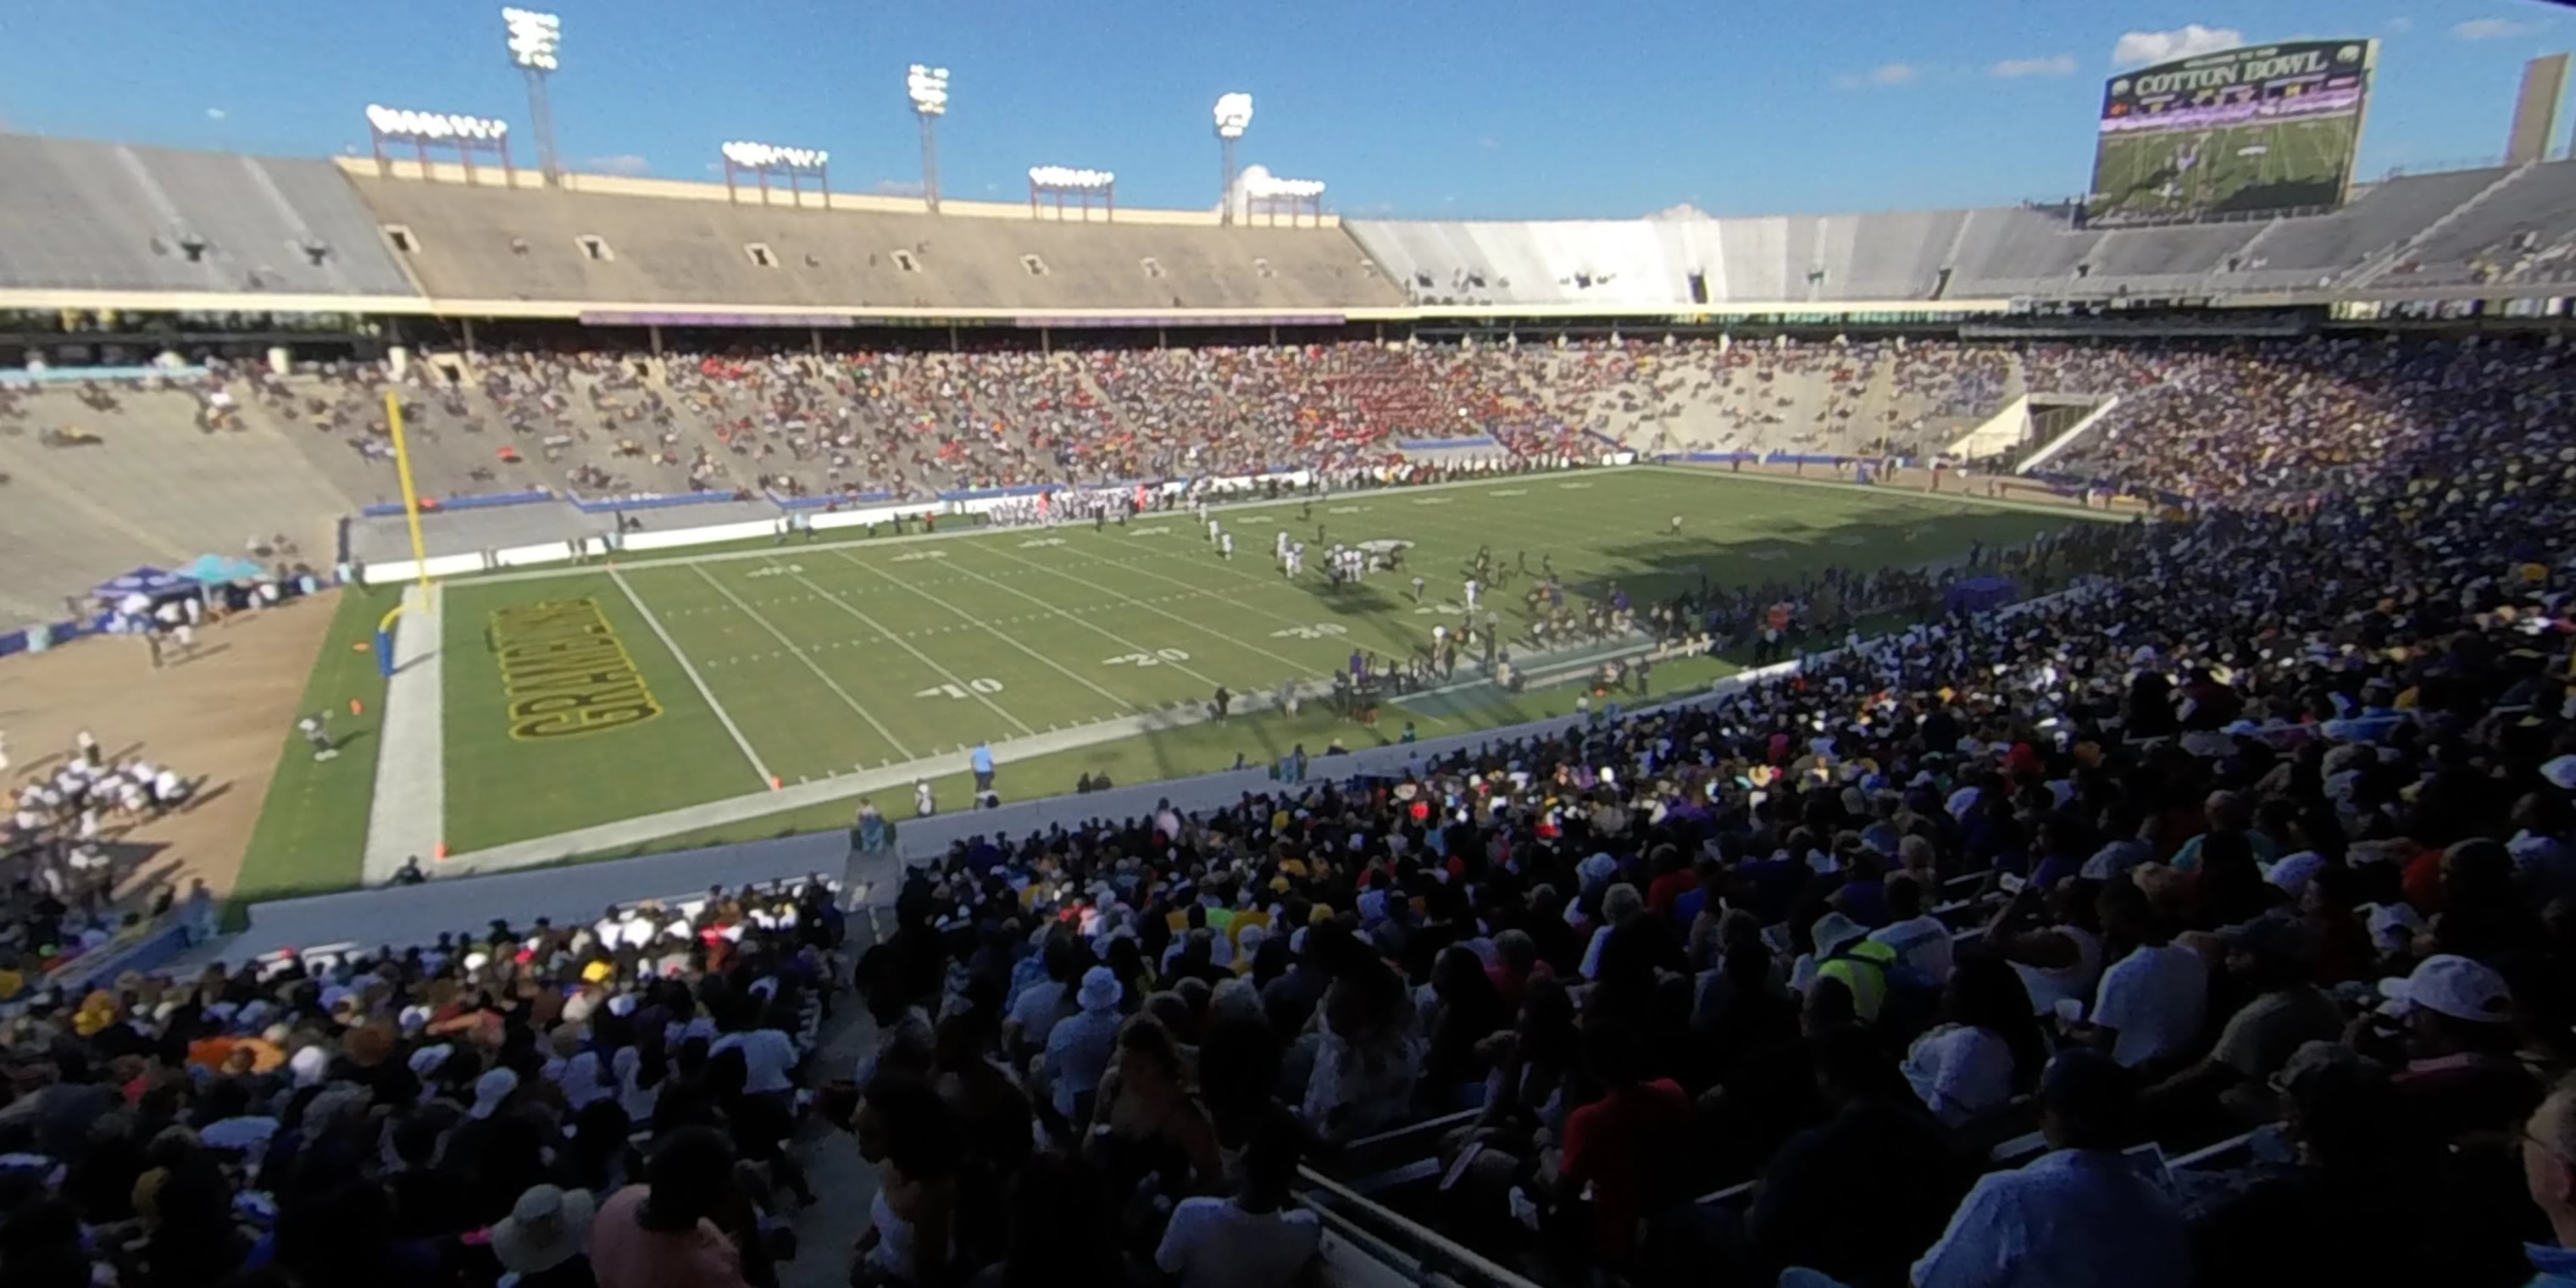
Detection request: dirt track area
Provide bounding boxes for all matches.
[1,591,339,903]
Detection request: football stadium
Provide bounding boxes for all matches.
[5,6,2576,1287]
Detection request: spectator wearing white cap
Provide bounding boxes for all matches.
[2368,952,2541,1141]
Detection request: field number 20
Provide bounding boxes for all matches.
[1104,649,1191,667]
[915,678,1005,699]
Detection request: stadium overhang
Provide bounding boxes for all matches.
[9,284,2561,329]
[0,286,447,316]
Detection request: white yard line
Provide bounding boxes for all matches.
[687,564,922,758]
[764,561,1035,736]
[362,582,446,883]
[842,548,1234,693]
[974,542,1325,674]
[609,567,774,788]
[1095,545,1376,627]
[822,555,1146,711]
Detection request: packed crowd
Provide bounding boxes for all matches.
[815,333,2576,1287]
[0,878,846,1288]
[2022,337,2575,504]
[8,331,2575,1288]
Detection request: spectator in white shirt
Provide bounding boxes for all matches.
[1004,935,1084,1058]
[1902,957,2046,1127]
[1153,1105,1322,1288]
[2074,877,2208,1071]
[1868,873,1953,983]
[711,1008,800,1096]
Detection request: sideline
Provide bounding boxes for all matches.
[359,583,445,883]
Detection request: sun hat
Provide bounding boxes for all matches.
[1076,965,1121,1012]
[1809,912,1868,959]
[491,1184,597,1274]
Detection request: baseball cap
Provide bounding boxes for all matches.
[2376,953,2512,1024]
[2543,754,2576,792]
[2262,851,2327,898]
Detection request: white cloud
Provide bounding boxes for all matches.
[2385,16,2414,33]
[204,107,228,120]
[1833,62,1922,90]
[1991,54,2078,78]
[586,153,651,176]
[2111,24,2243,68]
[2452,17,2536,41]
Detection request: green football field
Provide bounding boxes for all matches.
[430,469,2083,854]
[2088,114,2357,223]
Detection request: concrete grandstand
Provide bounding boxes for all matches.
[2,130,2571,629]
[3,133,2573,323]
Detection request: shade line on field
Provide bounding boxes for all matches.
[766,561,1036,738]
[608,568,775,789]
[846,548,1232,692]
[686,564,920,759]
[454,466,2111,590]
[973,542,1323,674]
[801,558,1136,715]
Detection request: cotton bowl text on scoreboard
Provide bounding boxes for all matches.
[2086,38,2377,225]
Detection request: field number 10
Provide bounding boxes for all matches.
[915,678,1006,699]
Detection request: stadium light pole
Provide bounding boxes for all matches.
[1213,92,1252,225]
[908,64,949,214]
[502,8,563,186]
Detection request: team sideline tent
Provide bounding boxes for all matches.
[176,554,267,584]
[90,567,186,604]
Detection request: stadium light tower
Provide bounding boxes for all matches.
[1028,165,1116,221]
[367,105,514,185]
[907,64,949,214]
[723,141,831,208]
[501,8,563,186]
[1213,92,1252,225]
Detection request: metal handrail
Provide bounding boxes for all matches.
[1295,1164,1551,1288]
[1343,1108,1482,1154]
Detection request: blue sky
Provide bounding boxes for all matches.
[0,1,2562,218]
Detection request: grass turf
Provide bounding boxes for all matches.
[228,586,397,910]
[430,468,2086,858]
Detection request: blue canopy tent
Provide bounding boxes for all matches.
[91,567,186,604]
[1944,575,2017,617]
[176,553,267,584]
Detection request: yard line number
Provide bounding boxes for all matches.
[916,678,1006,699]
[1103,649,1192,667]
[1269,623,1349,640]
[891,550,950,563]
[744,564,805,578]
